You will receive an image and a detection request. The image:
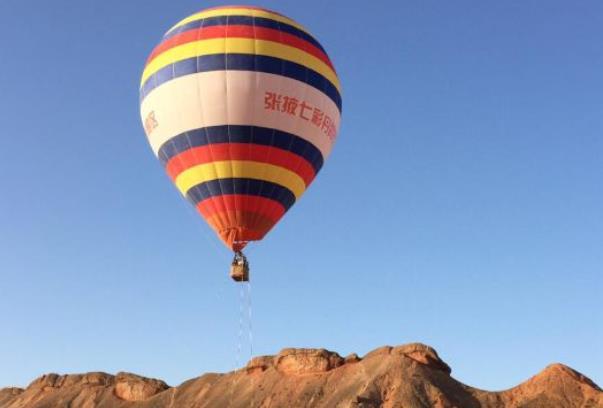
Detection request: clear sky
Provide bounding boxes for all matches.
[0,0,601,391]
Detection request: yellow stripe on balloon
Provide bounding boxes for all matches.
[175,161,306,199]
[167,8,309,35]
[140,38,340,92]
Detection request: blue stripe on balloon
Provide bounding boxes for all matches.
[157,125,324,174]
[186,178,296,210]
[139,53,342,113]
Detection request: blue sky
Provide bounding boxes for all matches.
[0,0,601,391]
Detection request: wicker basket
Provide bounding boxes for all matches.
[230,263,249,282]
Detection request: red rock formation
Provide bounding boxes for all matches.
[0,343,600,407]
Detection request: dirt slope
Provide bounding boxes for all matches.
[1,343,601,407]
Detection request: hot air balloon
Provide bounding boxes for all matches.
[139,5,342,281]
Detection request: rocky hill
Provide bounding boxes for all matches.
[1,343,601,407]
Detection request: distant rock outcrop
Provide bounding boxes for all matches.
[1,343,601,407]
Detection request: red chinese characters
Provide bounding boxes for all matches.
[264,91,337,141]
[264,92,282,111]
[144,111,158,134]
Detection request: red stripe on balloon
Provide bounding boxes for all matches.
[197,195,285,224]
[210,193,284,246]
[209,211,276,236]
[166,143,316,186]
[202,214,269,247]
[146,25,334,71]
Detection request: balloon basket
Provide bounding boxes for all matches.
[230,252,250,282]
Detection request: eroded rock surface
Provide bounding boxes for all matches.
[0,371,168,407]
[1,343,601,407]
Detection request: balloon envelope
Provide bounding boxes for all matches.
[140,5,341,251]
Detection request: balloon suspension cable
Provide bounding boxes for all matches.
[228,282,246,408]
[247,277,255,407]
[247,278,253,359]
[229,259,254,408]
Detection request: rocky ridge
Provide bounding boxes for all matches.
[1,343,601,407]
